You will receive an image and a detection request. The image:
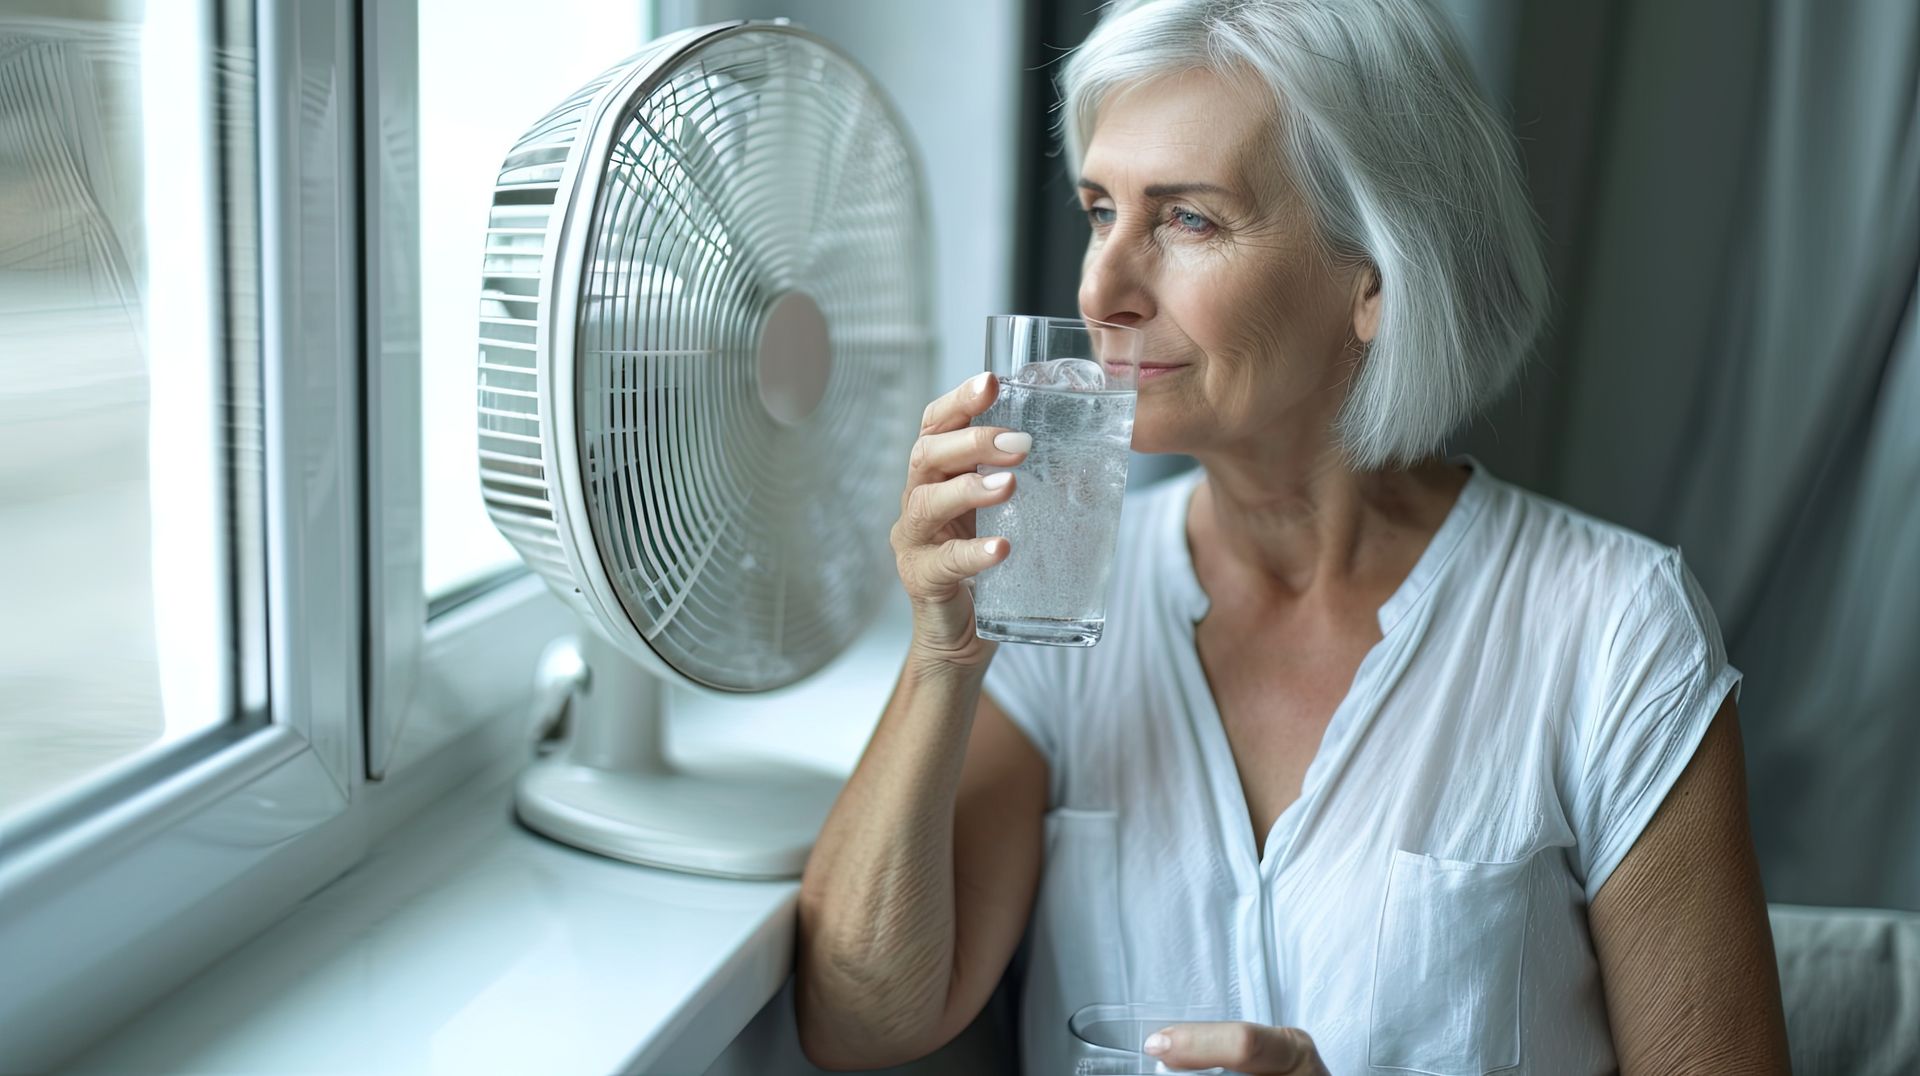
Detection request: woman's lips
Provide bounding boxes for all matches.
[1102,360,1191,383]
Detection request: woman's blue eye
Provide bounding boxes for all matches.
[1171,208,1212,233]
[1082,205,1212,233]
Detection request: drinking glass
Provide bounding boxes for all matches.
[970,315,1142,647]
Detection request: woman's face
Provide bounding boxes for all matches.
[1077,68,1378,459]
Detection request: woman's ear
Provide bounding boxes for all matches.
[1350,263,1383,346]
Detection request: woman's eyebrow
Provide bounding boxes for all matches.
[1076,178,1239,200]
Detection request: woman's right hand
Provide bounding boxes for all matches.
[892,371,1031,670]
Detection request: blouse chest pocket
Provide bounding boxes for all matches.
[1031,807,1128,998]
[1020,807,1130,1076]
[1368,849,1534,1075]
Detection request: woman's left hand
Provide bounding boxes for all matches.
[1143,1021,1330,1075]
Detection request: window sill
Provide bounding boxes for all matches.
[66,594,917,1075]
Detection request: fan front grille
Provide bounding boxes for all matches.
[479,24,934,692]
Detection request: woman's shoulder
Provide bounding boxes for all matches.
[1478,471,1686,582]
[1467,471,1713,642]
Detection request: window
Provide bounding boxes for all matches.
[0,7,237,821]
[0,2,368,1068]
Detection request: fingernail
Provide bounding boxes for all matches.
[980,538,1002,557]
[1144,1032,1171,1056]
[970,372,991,395]
[993,431,1031,453]
[982,471,1011,490]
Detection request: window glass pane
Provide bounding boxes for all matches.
[0,3,239,817]
[419,0,650,601]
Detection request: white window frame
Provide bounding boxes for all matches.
[0,1,368,1069]
[0,2,660,1068]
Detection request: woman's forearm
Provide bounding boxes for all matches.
[795,653,985,1067]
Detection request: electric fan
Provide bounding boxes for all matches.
[476,19,934,879]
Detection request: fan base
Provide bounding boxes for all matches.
[514,754,842,880]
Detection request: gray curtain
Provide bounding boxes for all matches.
[1453,0,1920,911]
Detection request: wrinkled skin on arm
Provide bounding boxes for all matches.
[1588,695,1793,1074]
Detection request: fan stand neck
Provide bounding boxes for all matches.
[568,628,670,773]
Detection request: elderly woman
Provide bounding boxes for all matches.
[798,0,1791,1072]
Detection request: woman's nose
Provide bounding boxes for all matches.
[1079,238,1154,327]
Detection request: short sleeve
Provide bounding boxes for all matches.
[981,637,1063,775]
[1573,547,1744,904]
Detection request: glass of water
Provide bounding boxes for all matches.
[1069,1003,1234,1075]
[970,314,1141,647]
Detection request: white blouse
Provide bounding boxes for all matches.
[982,455,1742,1076]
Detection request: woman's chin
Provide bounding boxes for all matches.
[1128,427,1186,457]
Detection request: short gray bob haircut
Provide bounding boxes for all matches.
[1060,0,1552,470]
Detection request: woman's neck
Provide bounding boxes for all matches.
[1184,449,1468,612]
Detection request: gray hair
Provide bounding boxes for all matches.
[1060,0,1551,470]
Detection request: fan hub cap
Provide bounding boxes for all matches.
[755,290,832,426]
